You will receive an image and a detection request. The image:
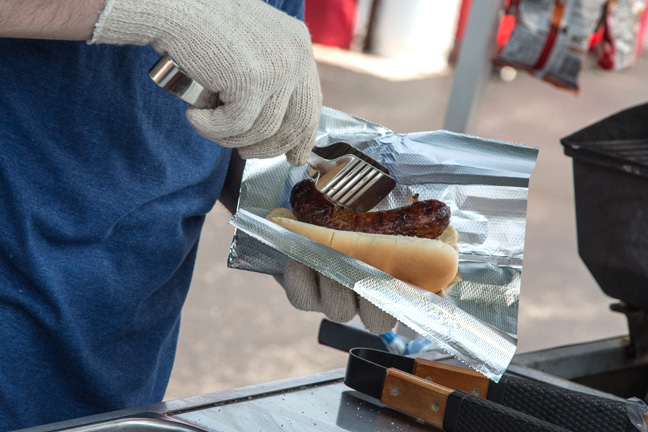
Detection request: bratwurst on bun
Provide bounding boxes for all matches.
[267,179,459,293]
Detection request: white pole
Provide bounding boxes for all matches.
[443,0,505,134]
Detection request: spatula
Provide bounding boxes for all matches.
[149,55,396,211]
[308,145,395,211]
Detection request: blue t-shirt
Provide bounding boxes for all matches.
[0,1,304,430]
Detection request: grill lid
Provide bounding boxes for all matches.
[561,103,648,178]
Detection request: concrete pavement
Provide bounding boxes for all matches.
[164,50,648,400]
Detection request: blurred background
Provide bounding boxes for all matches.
[165,0,648,400]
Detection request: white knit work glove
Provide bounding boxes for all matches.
[275,259,397,334]
[91,0,322,166]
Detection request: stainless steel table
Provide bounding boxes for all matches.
[19,369,432,432]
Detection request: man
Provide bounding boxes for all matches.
[0,1,393,429]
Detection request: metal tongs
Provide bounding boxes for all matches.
[149,55,396,212]
[345,348,638,431]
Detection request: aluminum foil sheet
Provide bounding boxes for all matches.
[228,107,538,381]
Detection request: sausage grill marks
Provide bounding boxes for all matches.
[289,180,450,240]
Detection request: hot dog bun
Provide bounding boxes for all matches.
[267,207,459,293]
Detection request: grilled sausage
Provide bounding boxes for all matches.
[289,179,450,239]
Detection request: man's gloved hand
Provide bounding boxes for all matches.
[275,259,397,334]
[91,0,322,166]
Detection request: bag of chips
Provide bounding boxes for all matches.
[494,0,606,91]
[593,0,647,71]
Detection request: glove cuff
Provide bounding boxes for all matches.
[91,0,116,42]
[90,0,167,46]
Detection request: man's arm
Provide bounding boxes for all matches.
[0,0,106,40]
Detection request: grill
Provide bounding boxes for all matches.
[562,102,648,357]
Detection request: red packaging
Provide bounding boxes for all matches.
[494,0,606,91]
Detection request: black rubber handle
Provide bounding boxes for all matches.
[444,391,572,432]
[489,374,633,432]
